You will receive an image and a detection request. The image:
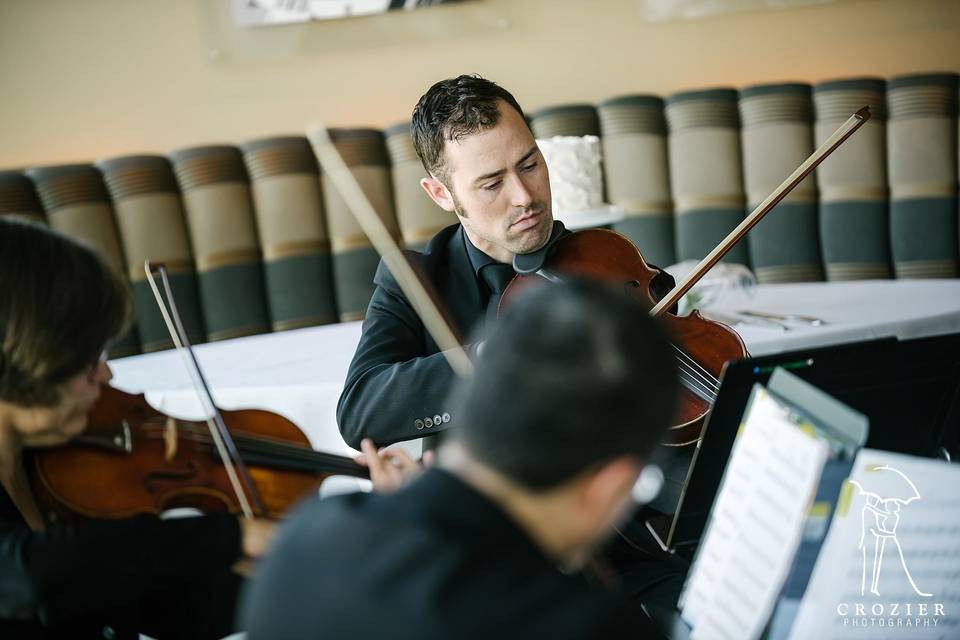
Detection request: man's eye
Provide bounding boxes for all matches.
[483,181,502,191]
[520,162,537,172]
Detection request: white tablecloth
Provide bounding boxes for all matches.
[109,280,960,457]
[703,280,960,356]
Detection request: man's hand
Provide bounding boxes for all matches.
[240,517,278,559]
[355,438,433,493]
[233,517,279,577]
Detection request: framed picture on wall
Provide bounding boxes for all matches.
[639,0,859,22]
[234,0,475,27]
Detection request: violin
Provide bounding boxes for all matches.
[499,228,745,447]
[27,385,368,525]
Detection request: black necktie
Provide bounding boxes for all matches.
[480,263,516,322]
[481,263,516,296]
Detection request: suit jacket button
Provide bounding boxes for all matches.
[415,419,424,430]
[433,414,442,425]
[424,417,434,428]
[442,413,451,423]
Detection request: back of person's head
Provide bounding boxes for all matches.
[0,217,130,406]
[449,279,679,491]
[411,74,527,183]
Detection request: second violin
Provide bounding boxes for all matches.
[28,385,368,524]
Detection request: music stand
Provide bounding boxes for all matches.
[647,331,960,555]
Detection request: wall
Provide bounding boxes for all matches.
[0,0,958,168]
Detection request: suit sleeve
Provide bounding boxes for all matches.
[0,512,241,624]
[337,260,461,449]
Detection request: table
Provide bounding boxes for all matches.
[702,279,960,356]
[109,280,960,457]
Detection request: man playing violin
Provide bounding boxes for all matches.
[0,217,276,639]
[335,73,685,611]
[336,74,675,452]
[244,280,679,638]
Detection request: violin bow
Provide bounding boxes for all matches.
[144,262,264,519]
[650,106,872,317]
[306,124,474,379]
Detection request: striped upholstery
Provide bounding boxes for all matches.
[242,136,337,331]
[666,88,749,265]
[385,122,452,252]
[26,164,140,356]
[814,78,892,280]
[97,155,206,351]
[529,104,600,138]
[0,170,45,223]
[887,73,959,278]
[170,145,269,342]
[739,83,823,283]
[322,129,400,322]
[599,95,675,266]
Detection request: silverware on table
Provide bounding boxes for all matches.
[704,310,789,331]
[735,309,826,326]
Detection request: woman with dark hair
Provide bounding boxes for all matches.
[0,217,275,639]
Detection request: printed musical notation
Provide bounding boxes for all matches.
[680,386,828,639]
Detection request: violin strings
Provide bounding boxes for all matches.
[680,372,710,402]
[680,367,719,399]
[138,419,364,476]
[675,352,720,393]
[676,360,718,396]
[671,345,720,402]
[678,368,718,402]
[676,370,717,402]
[672,345,720,390]
[677,369,716,404]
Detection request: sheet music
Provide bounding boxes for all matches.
[680,385,828,639]
[787,450,960,639]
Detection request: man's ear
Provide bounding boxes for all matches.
[420,176,456,213]
[578,456,642,522]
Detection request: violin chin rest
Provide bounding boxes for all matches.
[513,220,567,275]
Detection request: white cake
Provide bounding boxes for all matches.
[536,135,604,214]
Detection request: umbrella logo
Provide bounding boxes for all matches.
[849,465,932,598]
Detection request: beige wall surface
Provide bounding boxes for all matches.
[1,0,957,169]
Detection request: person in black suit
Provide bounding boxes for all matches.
[336,74,675,451]
[0,218,276,639]
[242,279,680,638]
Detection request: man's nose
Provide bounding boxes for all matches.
[507,172,533,209]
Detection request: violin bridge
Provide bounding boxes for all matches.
[164,417,178,462]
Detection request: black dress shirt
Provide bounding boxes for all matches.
[0,481,243,639]
[240,468,658,639]
[336,223,676,449]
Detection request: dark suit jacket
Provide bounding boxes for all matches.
[240,468,657,639]
[336,223,676,449]
[0,482,242,639]
[336,224,488,449]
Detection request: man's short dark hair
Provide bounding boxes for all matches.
[449,280,680,491]
[0,217,131,406]
[411,74,527,184]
